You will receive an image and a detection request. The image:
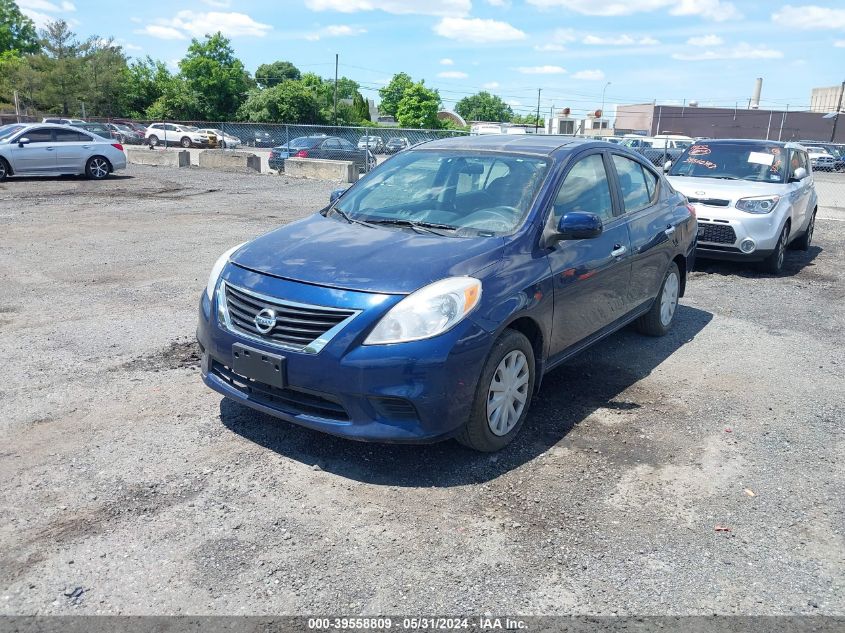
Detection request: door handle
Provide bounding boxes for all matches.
[82,145,91,149]
[664,225,676,236]
[610,244,627,258]
[45,147,54,151]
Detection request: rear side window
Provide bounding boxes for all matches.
[55,129,91,142]
[612,155,654,212]
[553,154,614,222]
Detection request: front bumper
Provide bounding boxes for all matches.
[693,203,785,261]
[196,267,492,443]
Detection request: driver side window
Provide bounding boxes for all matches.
[553,154,614,223]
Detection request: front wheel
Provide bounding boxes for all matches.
[761,224,788,274]
[85,156,110,180]
[636,262,680,336]
[457,329,535,452]
[0,157,9,182]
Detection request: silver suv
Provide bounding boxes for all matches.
[667,139,817,274]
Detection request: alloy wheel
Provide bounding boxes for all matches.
[90,158,109,179]
[807,217,814,247]
[660,271,680,327]
[777,231,786,270]
[487,350,530,437]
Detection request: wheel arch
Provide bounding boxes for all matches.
[500,314,546,394]
[672,254,687,298]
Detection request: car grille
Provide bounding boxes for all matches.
[223,283,356,352]
[687,197,730,207]
[211,360,349,420]
[697,222,737,244]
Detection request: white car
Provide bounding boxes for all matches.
[667,139,817,274]
[197,129,241,149]
[145,123,213,148]
[0,122,126,181]
[805,146,836,172]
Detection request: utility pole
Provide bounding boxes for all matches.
[829,79,845,143]
[333,53,339,126]
[81,101,86,119]
[535,88,541,134]
[13,91,20,123]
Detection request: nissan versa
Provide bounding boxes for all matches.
[197,136,696,451]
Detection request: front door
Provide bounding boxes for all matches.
[546,151,632,357]
[9,127,56,174]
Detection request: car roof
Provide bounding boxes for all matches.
[416,134,593,156]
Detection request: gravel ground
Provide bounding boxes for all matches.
[0,164,843,616]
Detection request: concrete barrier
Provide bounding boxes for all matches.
[198,150,261,172]
[125,147,190,168]
[283,158,358,183]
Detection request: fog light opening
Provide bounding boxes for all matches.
[740,239,756,254]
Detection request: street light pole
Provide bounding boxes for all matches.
[829,79,845,143]
[535,88,541,134]
[601,81,611,134]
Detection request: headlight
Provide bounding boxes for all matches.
[735,196,780,214]
[205,243,246,300]
[364,277,482,345]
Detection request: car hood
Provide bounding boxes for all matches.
[667,176,787,202]
[230,213,505,295]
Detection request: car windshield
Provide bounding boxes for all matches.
[335,150,551,236]
[669,142,788,183]
[0,124,26,142]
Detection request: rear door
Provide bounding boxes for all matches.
[9,127,56,174]
[55,129,93,172]
[609,152,675,309]
[546,150,632,357]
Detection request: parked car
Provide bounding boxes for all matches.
[41,117,86,125]
[0,123,126,181]
[112,120,147,136]
[145,123,214,148]
[198,128,241,149]
[357,135,385,153]
[805,146,836,172]
[269,135,376,172]
[249,129,276,148]
[384,137,410,154]
[75,122,119,141]
[198,136,695,451]
[622,136,689,168]
[667,139,817,274]
[105,122,144,145]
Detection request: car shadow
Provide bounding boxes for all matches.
[219,304,713,487]
[693,244,822,278]
[5,174,134,182]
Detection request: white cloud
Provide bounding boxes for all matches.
[517,65,567,74]
[672,43,783,61]
[438,70,468,78]
[483,81,500,89]
[686,34,723,46]
[440,57,454,65]
[123,43,143,51]
[323,24,367,36]
[18,0,70,12]
[572,69,606,80]
[772,5,845,29]
[18,0,75,26]
[202,0,231,6]
[434,17,526,42]
[130,16,142,23]
[534,43,566,51]
[552,28,577,42]
[21,9,52,27]
[526,0,739,21]
[836,40,845,48]
[305,0,470,17]
[486,0,510,5]
[139,11,272,39]
[582,34,659,45]
[60,0,74,9]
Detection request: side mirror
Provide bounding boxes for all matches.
[17,137,31,147]
[330,187,350,204]
[663,160,672,173]
[551,212,603,243]
[792,167,807,181]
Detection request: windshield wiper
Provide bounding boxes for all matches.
[327,206,381,228]
[365,218,457,236]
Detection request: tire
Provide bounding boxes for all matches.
[636,261,681,337]
[457,329,535,452]
[0,157,9,182]
[85,156,111,180]
[792,211,815,251]
[761,224,788,274]
[148,135,159,147]
[180,137,192,148]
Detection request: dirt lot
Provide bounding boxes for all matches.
[0,165,843,616]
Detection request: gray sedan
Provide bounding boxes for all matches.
[0,123,127,181]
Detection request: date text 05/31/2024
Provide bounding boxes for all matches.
[307,617,529,630]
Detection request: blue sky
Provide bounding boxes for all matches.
[17,0,845,120]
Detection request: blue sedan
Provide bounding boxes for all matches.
[197,136,696,451]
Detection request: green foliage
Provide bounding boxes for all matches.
[511,113,545,127]
[237,81,320,124]
[455,91,513,123]
[78,37,127,116]
[122,57,171,119]
[255,60,300,88]
[352,91,370,122]
[378,72,413,117]
[36,21,86,115]
[178,32,253,120]
[0,0,38,54]
[396,81,441,129]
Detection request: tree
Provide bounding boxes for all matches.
[378,72,413,117]
[352,91,370,122]
[255,60,300,88]
[455,91,512,123]
[237,81,320,124]
[512,113,545,127]
[122,56,171,118]
[0,0,38,55]
[179,32,252,120]
[38,20,85,115]
[396,81,440,129]
[79,37,128,116]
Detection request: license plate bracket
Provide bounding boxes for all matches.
[232,344,286,389]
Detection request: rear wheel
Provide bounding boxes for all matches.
[761,224,788,274]
[0,157,9,182]
[180,136,192,148]
[148,135,159,147]
[636,262,680,336]
[86,156,110,180]
[457,329,535,452]
[792,211,815,251]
